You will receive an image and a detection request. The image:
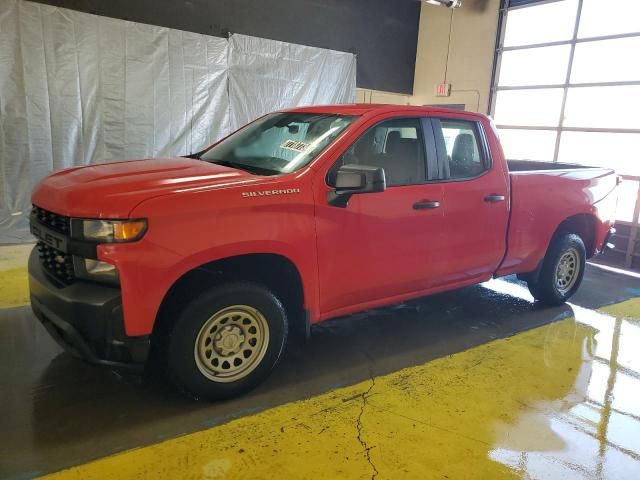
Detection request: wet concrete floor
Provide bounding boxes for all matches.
[0,264,639,479]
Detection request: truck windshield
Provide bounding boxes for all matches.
[200,113,356,175]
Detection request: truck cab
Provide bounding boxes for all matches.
[29,104,617,399]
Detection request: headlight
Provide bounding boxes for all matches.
[73,258,119,284]
[81,219,147,243]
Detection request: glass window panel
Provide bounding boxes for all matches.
[338,118,426,187]
[571,37,640,84]
[498,128,557,161]
[563,86,640,129]
[498,45,571,86]
[579,0,640,38]
[615,179,639,223]
[494,89,564,127]
[440,120,487,179]
[558,131,640,176]
[504,0,578,47]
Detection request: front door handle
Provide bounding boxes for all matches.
[484,194,505,203]
[413,200,441,210]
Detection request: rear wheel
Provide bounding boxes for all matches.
[527,233,586,305]
[167,282,288,400]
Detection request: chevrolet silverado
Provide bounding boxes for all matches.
[29,104,618,399]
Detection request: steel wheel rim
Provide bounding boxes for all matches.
[194,305,270,383]
[555,247,580,295]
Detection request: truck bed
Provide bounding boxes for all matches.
[497,163,618,277]
[507,160,600,172]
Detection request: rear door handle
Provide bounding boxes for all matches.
[484,194,505,203]
[413,200,441,210]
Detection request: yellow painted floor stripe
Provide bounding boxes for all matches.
[40,298,640,480]
[0,267,29,308]
[600,297,640,323]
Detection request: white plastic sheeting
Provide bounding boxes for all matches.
[0,1,356,243]
[228,34,357,130]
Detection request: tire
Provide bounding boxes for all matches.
[527,233,586,306]
[167,282,288,400]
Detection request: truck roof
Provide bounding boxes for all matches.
[283,103,486,119]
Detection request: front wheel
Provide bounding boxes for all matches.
[527,233,586,305]
[167,282,288,400]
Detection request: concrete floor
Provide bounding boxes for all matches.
[1,263,639,479]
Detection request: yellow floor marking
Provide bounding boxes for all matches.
[0,267,29,308]
[601,297,640,323]
[41,299,640,480]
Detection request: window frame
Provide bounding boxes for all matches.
[428,117,493,183]
[326,116,436,188]
[489,0,640,164]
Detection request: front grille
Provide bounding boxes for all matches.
[32,205,70,235]
[37,241,75,284]
[32,205,75,284]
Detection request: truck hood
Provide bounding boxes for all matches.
[31,158,258,218]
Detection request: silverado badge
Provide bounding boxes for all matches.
[242,188,301,198]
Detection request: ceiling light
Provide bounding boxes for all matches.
[425,0,463,8]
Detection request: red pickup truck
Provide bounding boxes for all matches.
[29,104,617,399]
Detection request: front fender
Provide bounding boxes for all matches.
[102,176,318,336]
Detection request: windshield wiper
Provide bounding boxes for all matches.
[182,148,207,160]
[207,160,279,176]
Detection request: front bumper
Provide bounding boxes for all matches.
[28,248,149,371]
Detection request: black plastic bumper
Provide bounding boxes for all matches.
[602,227,616,252]
[28,248,149,371]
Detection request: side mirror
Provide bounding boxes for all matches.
[328,164,386,207]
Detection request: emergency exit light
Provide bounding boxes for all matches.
[435,83,452,97]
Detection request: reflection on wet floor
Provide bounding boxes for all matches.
[490,302,640,479]
[38,279,640,480]
[485,278,640,479]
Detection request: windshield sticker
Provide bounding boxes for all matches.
[280,140,310,153]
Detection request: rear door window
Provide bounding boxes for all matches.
[433,119,488,180]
